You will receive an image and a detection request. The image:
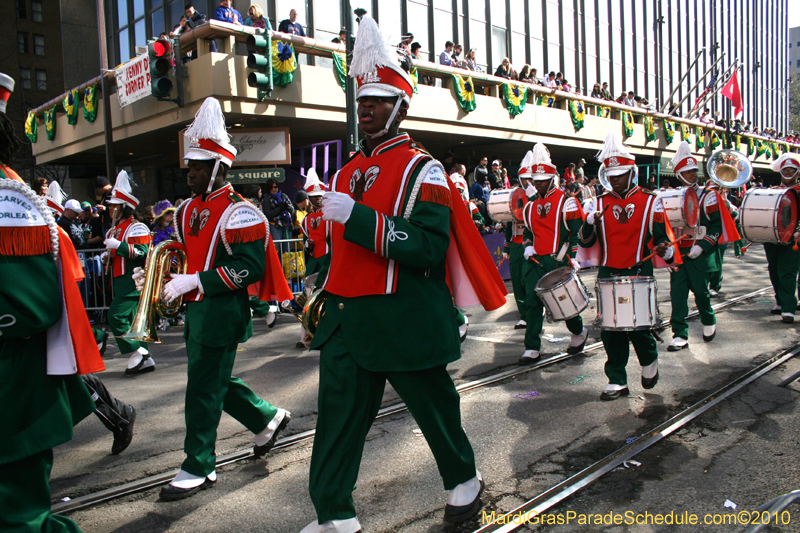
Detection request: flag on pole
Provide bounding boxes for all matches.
[691,69,718,115]
[720,71,743,119]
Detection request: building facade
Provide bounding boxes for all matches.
[106,0,789,132]
[791,26,800,80]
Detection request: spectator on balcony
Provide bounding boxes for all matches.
[699,108,713,124]
[494,58,513,79]
[438,41,455,66]
[530,67,543,85]
[244,4,271,30]
[561,78,573,92]
[279,9,306,37]
[451,43,463,64]
[591,83,603,99]
[185,4,217,54]
[544,71,557,88]
[639,97,655,112]
[464,48,478,71]
[615,91,626,104]
[332,27,346,44]
[518,65,533,83]
[398,33,414,51]
[213,0,243,25]
[623,91,636,107]
[601,82,612,100]
[171,16,188,37]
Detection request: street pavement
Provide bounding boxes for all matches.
[52,246,800,532]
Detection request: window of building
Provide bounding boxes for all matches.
[35,70,46,90]
[34,34,44,55]
[31,0,42,22]
[797,59,800,68]
[18,32,28,54]
[16,0,26,19]
[20,69,31,89]
[407,1,429,55]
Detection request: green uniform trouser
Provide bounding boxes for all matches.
[182,335,278,477]
[670,256,716,340]
[598,266,658,386]
[764,243,800,314]
[92,327,106,344]
[523,255,583,351]
[248,296,271,317]
[508,242,526,317]
[708,244,726,292]
[0,449,82,533]
[108,296,147,355]
[309,329,476,523]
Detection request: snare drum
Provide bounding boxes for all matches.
[659,187,699,229]
[595,276,660,331]
[487,187,528,222]
[739,188,798,244]
[534,266,590,321]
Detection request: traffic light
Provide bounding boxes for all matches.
[247,34,272,100]
[148,38,173,98]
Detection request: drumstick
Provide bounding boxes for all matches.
[637,235,689,265]
[592,205,609,223]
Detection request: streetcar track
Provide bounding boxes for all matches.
[51,285,773,515]
[475,342,800,532]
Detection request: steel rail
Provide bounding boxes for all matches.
[477,339,800,532]
[51,285,772,515]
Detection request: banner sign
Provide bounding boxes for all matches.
[115,54,152,108]
[179,128,291,168]
[227,168,286,184]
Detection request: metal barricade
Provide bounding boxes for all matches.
[273,238,306,296]
[76,248,115,313]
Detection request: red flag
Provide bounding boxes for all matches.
[720,71,743,119]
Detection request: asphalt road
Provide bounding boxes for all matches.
[51,246,800,532]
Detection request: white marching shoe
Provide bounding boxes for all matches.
[459,315,469,343]
[160,470,216,501]
[125,349,155,375]
[703,324,716,342]
[667,337,688,352]
[709,289,719,297]
[567,328,589,355]
[518,349,540,365]
[444,472,484,523]
[299,518,362,533]
[514,319,527,330]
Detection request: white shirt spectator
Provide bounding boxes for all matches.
[439,50,454,66]
[543,77,557,88]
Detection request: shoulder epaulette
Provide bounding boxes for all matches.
[228,190,244,204]
[409,141,431,156]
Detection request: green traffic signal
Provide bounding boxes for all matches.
[246,34,272,95]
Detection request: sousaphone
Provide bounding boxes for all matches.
[706,149,752,189]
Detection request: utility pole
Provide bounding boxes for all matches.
[96,0,115,181]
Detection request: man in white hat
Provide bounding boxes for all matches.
[151,97,292,500]
[502,161,530,330]
[579,132,675,400]
[299,168,329,277]
[666,141,720,351]
[518,142,588,364]
[103,171,154,375]
[765,153,800,323]
[301,15,493,533]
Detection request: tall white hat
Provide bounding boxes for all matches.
[108,170,139,209]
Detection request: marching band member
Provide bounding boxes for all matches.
[103,172,155,374]
[765,153,800,323]
[578,132,676,401]
[302,16,506,532]
[504,177,528,330]
[518,143,588,364]
[706,181,739,296]
[1,76,103,530]
[667,142,721,351]
[151,97,292,500]
[299,168,330,277]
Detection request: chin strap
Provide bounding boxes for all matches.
[206,159,222,194]
[364,97,407,140]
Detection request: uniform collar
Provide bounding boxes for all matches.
[608,185,640,199]
[203,183,233,202]
[359,133,410,157]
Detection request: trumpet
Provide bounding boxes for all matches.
[282,273,327,340]
[121,239,188,343]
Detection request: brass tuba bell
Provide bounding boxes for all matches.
[120,240,188,343]
[281,272,327,340]
[706,149,753,189]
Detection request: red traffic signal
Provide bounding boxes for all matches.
[150,38,171,58]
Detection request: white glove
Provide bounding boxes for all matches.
[132,266,145,292]
[523,246,535,260]
[163,273,201,303]
[502,252,509,259]
[687,244,703,259]
[586,212,596,226]
[663,246,675,261]
[104,237,121,250]
[569,257,581,271]
[793,231,800,242]
[100,251,109,263]
[321,191,355,225]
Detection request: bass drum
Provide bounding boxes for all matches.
[659,187,699,229]
[739,188,798,244]
[487,187,528,222]
[535,266,590,322]
[595,276,660,331]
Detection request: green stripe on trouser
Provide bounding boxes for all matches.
[597,266,658,387]
[523,255,583,351]
[508,242,526,317]
[182,336,278,477]
[708,244,726,292]
[670,257,716,340]
[108,296,147,355]
[764,243,800,314]
[309,329,476,523]
[0,449,83,533]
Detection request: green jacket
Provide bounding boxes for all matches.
[0,254,94,464]
[685,185,724,272]
[113,241,148,298]
[311,147,459,373]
